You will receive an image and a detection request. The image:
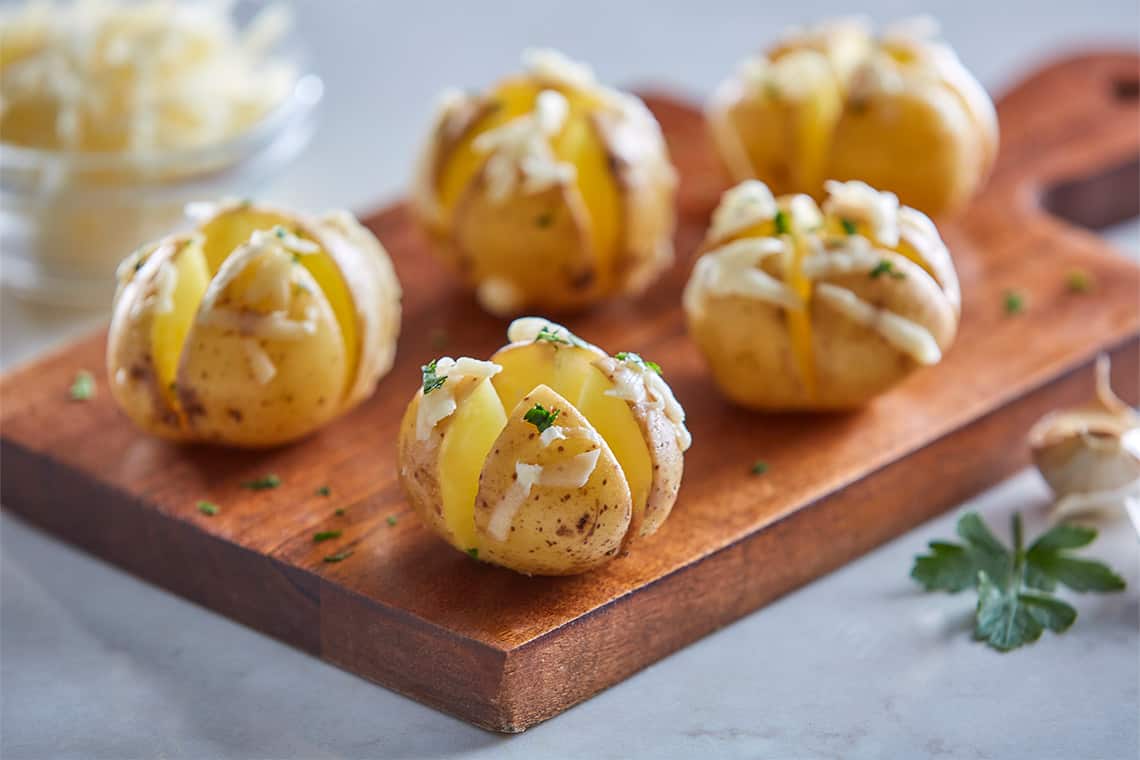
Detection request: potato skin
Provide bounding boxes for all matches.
[473,386,631,575]
[106,202,401,448]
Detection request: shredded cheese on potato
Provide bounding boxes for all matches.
[473,89,575,202]
[683,237,800,315]
[708,180,778,240]
[414,357,503,441]
[486,449,602,541]
[604,356,692,452]
[241,337,277,385]
[823,180,901,246]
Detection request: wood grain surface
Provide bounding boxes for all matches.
[3,53,1138,732]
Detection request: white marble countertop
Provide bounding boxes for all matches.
[2,1,1138,758]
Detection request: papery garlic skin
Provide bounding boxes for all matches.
[1029,355,1140,521]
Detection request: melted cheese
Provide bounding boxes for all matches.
[486,449,602,541]
[472,89,575,202]
[682,238,799,316]
[823,180,901,246]
[603,356,692,452]
[815,283,941,364]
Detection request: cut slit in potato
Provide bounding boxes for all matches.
[196,208,360,400]
[437,378,508,552]
[785,227,817,400]
[433,80,621,279]
[151,239,210,410]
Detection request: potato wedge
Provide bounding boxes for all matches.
[707,16,997,216]
[684,179,960,409]
[412,49,677,315]
[107,201,402,447]
[396,318,690,575]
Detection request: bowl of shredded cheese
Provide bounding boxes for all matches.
[0,0,323,305]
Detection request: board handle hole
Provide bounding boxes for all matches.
[1041,159,1140,231]
[1112,76,1140,102]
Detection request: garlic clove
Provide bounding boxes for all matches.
[1029,355,1140,521]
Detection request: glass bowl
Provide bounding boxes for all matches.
[0,1,323,308]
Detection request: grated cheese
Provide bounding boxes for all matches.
[815,283,941,364]
[472,89,575,202]
[414,356,503,441]
[0,0,297,154]
[708,180,778,241]
[823,180,901,246]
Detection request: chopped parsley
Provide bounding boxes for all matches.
[334,508,346,517]
[386,515,398,527]
[773,209,790,235]
[1066,269,1093,293]
[869,260,905,280]
[1003,289,1026,315]
[466,547,479,560]
[313,530,342,543]
[534,325,586,348]
[840,218,858,235]
[69,370,95,401]
[422,359,447,395]
[535,211,555,228]
[242,474,281,491]
[323,549,353,563]
[196,501,220,516]
[615,351,663,376]
[750,460,769,475]
[315,485,331,497]
[524,403,561,433]
[274,226,287,239]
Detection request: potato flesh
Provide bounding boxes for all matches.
[150,240,210,409]
[437,379,508,552]
[489,343,653,525]
[434,79,620,280]
[196,209,359,398]
[785,231,817,399]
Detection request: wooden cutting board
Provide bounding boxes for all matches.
[3,53,1138,733]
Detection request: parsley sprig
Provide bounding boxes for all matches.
[869,260,905,280]
[523,403,561,433]
[615,351,663,376]
[911,512,1125,652]
[70,370,95,401]
[242,474,280,491]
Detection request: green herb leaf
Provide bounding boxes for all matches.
[334,508,346,517]
[615,351,663,376]
[196,501,220,516]
[242,474,281,491]
[466,547,479,560]
[274,226,287,239]
[422,359,446,395]
[315,485,331,497]
[1065,268,1093,293]
[534,325,586,348]
[1003,289,1026,315]
[313,530,342,543]
[69,370,95,401]
[750,460,768,475]
[523,403,561,433]
[869,260,905,280]
[912,511,1124,652]
[774,209,790,235]
[323,549,353,563]
[840,218,858,235]
[386,515,398,527]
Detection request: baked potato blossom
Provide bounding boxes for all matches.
[397,318,690,576]
[707,16,997,216]
[684,179,960,410]
[412,49,678,316]
[107,201,402,447]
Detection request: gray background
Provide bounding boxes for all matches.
[2,1,1139,758]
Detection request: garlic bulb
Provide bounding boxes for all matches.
[1029,355,1140,522]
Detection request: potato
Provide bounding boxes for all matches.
[707,16,997,216]
[396,318,690,575]
[107,200,402,447]
[683,179,960,410]
[411,48,677,315]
